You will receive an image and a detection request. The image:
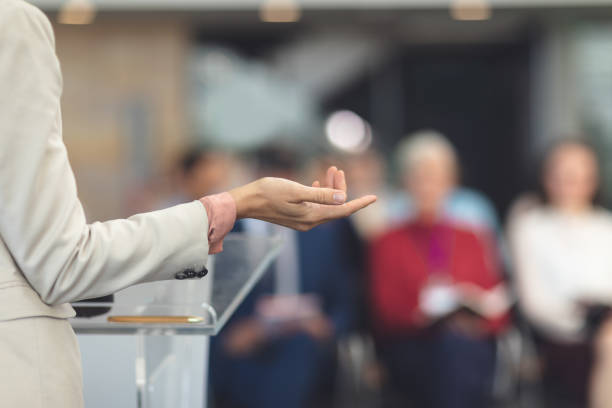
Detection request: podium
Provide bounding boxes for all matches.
[70,234,282,408]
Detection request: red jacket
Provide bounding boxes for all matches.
[369,220,507,337]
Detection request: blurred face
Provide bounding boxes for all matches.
[185,154,232,199]
[544,144,598,212]
[405,151,456,216]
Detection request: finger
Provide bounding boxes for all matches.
[312,195,377,220]
[336,195,377,216]
[262,195,376,231]
[312,180,320,188]
[296,185,346,205]
[334,169,347,193]
[325,166,337,188]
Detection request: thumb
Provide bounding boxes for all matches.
[297,185,347,205]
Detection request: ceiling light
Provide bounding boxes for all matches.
[259,0,302,23]
[450,0,492,21]
[58,0,96,25]
[326,110,372,154]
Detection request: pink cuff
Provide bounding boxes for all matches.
[199,192,237,254]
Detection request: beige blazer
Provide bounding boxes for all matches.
[0,0,211,321]
[0,3,212,405]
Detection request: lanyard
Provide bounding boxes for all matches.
[411,222,454,276]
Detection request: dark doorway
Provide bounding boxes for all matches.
[325,41,532,218]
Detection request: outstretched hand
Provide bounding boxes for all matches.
[229,166,376,231]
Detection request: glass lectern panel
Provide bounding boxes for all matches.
[70,234,282,335]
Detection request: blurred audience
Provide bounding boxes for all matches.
[510,139,612,408]
[209,146,362,408]
[369,132,509,408]
[184,135,612,408]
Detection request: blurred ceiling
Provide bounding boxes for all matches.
[31,0,612,11]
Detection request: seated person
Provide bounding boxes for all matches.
[369,132,509,408]
[510,139,612,408]
[209,148,361,408]
[389,130,501,235]
[161,146,235,206]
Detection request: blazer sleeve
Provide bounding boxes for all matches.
[0,1,210,306]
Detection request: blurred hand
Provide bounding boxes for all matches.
[229,167,376,231]
[300,316,334,342]
[224,318,267,357]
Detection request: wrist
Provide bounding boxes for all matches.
[229,182,259,219]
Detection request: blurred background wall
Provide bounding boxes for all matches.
[29,0,612,220]
[53,18,191,219]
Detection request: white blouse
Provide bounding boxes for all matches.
[512,207,612,341]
